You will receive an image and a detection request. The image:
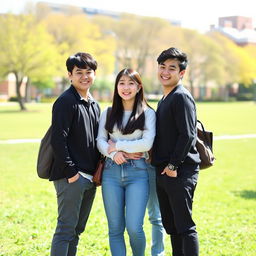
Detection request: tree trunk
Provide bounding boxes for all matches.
[14,72,27,111]
[189,79,195,98]
[253,83,256,103]
[224,85,229,102]
[188,69,195,98]
[25,77,31,103]
[136,46,149,76]
[61,77,69,93]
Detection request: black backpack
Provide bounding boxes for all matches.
[36,126,53,179]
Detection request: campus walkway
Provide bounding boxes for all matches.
[1,134,256,144]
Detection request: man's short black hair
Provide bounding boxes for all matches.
[157,47,188,71]
[66,52,97,73]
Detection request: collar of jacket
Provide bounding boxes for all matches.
[70,85,95,106]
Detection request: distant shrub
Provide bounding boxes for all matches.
[237,93,253,101]
[9,97,18,102]
[40,97,57,103]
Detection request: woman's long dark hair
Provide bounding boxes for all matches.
[105,68,149,135]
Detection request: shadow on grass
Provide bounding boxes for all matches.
[234,190,256,199]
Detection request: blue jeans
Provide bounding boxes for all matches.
[102,158,149,256]
[147,164,165,256]
[51,175,96,256]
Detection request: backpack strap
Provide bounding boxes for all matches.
[197,120,211,147]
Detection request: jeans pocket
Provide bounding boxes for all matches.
[54,178,69,196]
[104,159,114,169]
[68,174,82,185]
[131,159,147,170]
[167,175,178,179]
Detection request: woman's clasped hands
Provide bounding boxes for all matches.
[107,139,142,165]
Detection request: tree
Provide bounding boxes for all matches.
[0,14,60,110]
[42,13,116,78]
[208,32,256,99]
[175,29,223,97]
[113,14,168,76]
[244,45,256,101]
[208,32,241,84]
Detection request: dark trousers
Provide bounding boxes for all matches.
[50,175,96,256]
[156,167,199,256]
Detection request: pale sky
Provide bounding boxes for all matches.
[1,0,255,32]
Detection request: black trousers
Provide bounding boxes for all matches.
[156,166,199,256]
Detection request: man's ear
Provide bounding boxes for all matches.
[68,72,72,79]
[180,70,186,78]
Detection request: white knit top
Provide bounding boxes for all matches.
[97,107,156,160]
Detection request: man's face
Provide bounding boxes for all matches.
[157,59,185,89]
[68,66,96,95]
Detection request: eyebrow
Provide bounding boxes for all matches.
[119,78,134,82]
[160,63,177,68]
[75,68,92,71]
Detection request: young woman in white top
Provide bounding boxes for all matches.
[97,68,156,256]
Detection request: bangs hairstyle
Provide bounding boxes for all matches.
[66,52,97,73]
[105,68,149,135]
[157,47,188,71]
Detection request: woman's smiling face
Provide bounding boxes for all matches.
[117,75,140,103]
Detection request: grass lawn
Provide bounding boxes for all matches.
[0,101,256,255]
[0,101,256,139]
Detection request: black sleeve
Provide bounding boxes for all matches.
[51,98,77,179]
[169,93,197,167]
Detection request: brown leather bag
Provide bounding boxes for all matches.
[93,107,111,186]
[196,120,215,169]
[92,155,106,186]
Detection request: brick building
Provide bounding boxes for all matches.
[211,16,256,46]
[219,16,253,30]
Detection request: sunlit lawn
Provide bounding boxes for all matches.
[0,101,256,255]
[1,101,256,140]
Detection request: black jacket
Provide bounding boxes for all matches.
[49,85,101,181]
[152,85,200,174]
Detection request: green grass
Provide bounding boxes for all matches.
[195,101,256,136]
[195,139,256,256]
[1,101,256,139]
[1,101,256,255]
[0,102,113,140]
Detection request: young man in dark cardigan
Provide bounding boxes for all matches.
[50,52,101,256]
[152,47,201,256]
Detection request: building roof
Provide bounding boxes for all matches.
[217,26,256,44]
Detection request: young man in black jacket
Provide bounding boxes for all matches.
[152,47,201,256]
[50,52,101,256]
